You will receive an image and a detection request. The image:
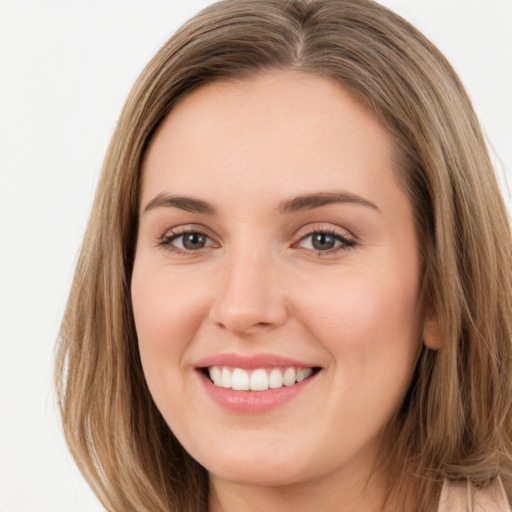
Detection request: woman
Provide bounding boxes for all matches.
[55,0,512,510]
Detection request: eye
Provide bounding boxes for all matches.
[296,230,356,253]
[159,228,216,253]
[173,232,210,250]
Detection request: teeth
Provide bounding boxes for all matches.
[296,368,313,382]
[269,368,283,389]
[250,369,268,391]
[232,368,250,390]
[221,367,232,388]
[210,366,222,386]
[207,366,315,391]
[283,368,296,386]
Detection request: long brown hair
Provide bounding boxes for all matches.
[55,1,512,510]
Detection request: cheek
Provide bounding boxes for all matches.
[130,262,210,379]
[293,266,421,368]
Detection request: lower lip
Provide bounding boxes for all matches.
[199,370,318,413]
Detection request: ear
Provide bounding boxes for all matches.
[422,313,442,349]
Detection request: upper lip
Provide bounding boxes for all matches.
[195,352,320,370]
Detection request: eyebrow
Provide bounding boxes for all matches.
[277,192,379,214]
[142,191,379,216]
[143,193,216,215]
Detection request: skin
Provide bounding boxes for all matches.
[131,71,435,512]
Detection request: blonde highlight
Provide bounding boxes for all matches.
[55,1,512,510]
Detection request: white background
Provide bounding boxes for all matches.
[0,1,510,511]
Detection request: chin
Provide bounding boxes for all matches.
[193,441,316,488]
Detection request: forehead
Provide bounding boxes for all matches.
[140,70,402,213]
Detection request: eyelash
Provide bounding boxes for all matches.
[294,228,356,255]
[157,226,215,255]
[157,226,357,256]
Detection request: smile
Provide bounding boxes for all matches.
[195,353,322,412]
[207,366,315,391]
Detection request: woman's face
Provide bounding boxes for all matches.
[131,71,425,492]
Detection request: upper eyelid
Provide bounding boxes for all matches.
[293,223,356,241]
[157,223,358,246]
[161,224,353,236]
[161,223,216,238]
[299,231,353,243]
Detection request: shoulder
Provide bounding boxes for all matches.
[438,477,511,512]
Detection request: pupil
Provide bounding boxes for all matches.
[184,233,205,250]
[312,233,335,250]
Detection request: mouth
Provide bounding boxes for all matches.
[195,354,322,412]
[201,365,321,391]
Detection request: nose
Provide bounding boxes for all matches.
[208,241,288,336]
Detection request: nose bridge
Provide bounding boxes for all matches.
[209,232,287,334]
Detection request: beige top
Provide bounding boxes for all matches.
[438,477,510,512]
